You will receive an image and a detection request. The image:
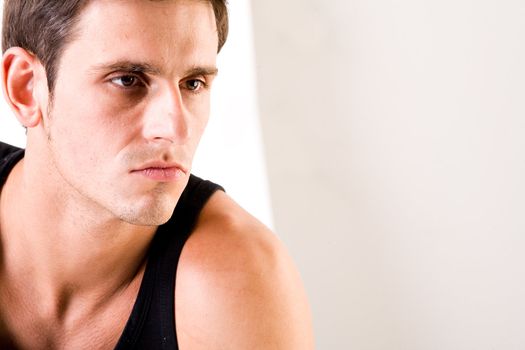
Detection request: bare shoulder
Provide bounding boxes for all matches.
[175,190,314,349]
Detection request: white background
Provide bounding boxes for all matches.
[251,0,525,348]
[3,0,525,348]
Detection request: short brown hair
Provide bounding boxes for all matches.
[2,0,228,93]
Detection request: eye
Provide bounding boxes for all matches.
[184,79,206,92]
[110,75,144,88]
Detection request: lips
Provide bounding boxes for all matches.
[131,162,188,182]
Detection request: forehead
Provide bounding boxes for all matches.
[62,0,218,73]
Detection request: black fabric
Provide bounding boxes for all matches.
[0,142,24,189]
[0,141,224,349]
[115,176,224,350]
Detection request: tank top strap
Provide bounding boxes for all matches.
[115,175,224,349]
[0,142,24,188]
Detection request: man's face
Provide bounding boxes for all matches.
[39,0,219,225]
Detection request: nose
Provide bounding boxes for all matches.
[142,85,189,144]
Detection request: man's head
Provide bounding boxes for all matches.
[2,0,228,95]
[1,0,228,226]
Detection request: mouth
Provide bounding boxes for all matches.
[131,162,188,182]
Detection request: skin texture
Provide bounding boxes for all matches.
[176,191,314,349]
[0,0,314,349]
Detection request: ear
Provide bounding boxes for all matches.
[1,47,46,128]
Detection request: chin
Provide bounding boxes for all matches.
[117,196,177,226]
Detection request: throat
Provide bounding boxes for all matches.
[0,155,159,348]
[0,254,147,350]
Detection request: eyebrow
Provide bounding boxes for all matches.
[185,66,219,77]
[89,60,218,77]
[89,61,162,75]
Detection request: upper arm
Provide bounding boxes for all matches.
[174,191,314,349]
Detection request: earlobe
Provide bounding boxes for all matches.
[1,47,44,128]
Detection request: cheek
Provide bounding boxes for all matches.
[186,95,211,131]
[187,110,210,153]
[62,84,143,134]
[48,102,138,172]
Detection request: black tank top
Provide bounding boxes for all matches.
[0,141,224,349]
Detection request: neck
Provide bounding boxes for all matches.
[0,152,157,321]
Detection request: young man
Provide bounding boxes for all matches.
[0,0,314,349]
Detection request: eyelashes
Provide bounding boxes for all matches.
[109,73,208,94]
[183,79,207,92]
[110,74,146,89]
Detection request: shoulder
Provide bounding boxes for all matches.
[175,190,314,349]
